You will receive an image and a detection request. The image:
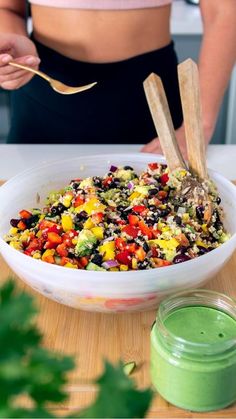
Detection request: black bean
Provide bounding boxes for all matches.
[72,182,80,191]
[177,246,189,253]
[50,203,66,216]
[173,254,191,264]
[148,205,157,211]
[74,211,88,224]
[196,205,204,220]
[137,260,149,270]
[10,219,20,228]
[149,188,159,196]
[174,215,182,225]
[216,197,221,205]
[24,215,39,228]
[93,176,102,187]
[143,242,150,252]
[91,254,103,266]
[198,246,209,255]
[107,181,118,189]
[123,166,133,170]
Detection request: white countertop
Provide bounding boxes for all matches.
[1,144,236,180]
[171,0,202,35]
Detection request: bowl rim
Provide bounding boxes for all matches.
[0,153,236,278]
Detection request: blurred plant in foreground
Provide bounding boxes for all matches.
[0,280,152,418]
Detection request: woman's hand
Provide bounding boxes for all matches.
[141,124,213,161]
[141,125,188,160]
[0,33,40,90]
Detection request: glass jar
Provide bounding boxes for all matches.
[151,289,236,412]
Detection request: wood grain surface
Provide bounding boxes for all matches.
[1,181,236,418]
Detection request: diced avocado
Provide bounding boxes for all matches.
[75,229,97,257]
[86,262,106,271]
[100,189,119,201]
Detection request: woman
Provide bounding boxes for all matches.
[0,0,235,153]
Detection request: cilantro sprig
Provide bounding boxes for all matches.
[0,280,152,418]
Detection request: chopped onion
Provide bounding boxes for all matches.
[127,182,134,190]
[102,260,119,269]
[110,165,118,173]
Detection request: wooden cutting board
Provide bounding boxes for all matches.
[1,181,236,418]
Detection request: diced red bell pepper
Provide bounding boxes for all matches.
[116,250,132,266]
[74,196,84,207]
[135,246,146,261]
[39,220,59,232]
[103,176,113,187]
[132,205,147,214]
[116,219,126,226]
[151,247,159,257]
[160,173,169,185]
[122,225,139,239]
[56,243,68,257]
[115,237,126,250]
[60,256,74,266]
[157,190,168,200]
[148,162,158,171]
[19,209,32,219]
[138,221,153,239]
[128,214,139,226]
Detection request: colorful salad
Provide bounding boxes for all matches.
[4,163,229,271]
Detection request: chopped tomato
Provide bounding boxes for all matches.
[151,227,161,238]
[115,237,126,250]
[135,246,146,261]
[19,210,32,219]
[103,176,113,187]
[62,230,78,247]
[132,205,147,214]
[116,250,132,266]
[122,225,139,239]
[148,162,158,171]
[158,190,168,200]
[60,256,74,266]
[92,212,104,224]
[74,196,84,207]
[138,221,153,240]
[56,243,68,257]
[160,173,169,185]
[39,220,59,232]
[151,247,159,257]
[45,232,63,249]
[17,220,27,231]
[125,243,137,253]
[116,219,126,226]
[175,233,190,247]
[128,214,139,226]
[153,258,172,267]
[79,256,89,267]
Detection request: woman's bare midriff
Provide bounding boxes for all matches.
[31,5,171,63]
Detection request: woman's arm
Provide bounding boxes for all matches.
[199,0,236,143]
[0,0,40,90]
[142,0,236,156]
[0,0,26,34]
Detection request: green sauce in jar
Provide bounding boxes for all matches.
[151,290,236,412]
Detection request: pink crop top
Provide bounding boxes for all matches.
[29,0,172,10]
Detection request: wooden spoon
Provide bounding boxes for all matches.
[177,58,208,180]
[178,59,212,222]
[143,72,211,215]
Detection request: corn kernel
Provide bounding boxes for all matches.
[36,230,42,238]
[182,213,190,222]
[128,192,140,201]
[196,240,208,249]
[33,251,41,259]
[110,267,119,272]
[10,241,22,250]
[202,224,208,233]
[132,258,138,270]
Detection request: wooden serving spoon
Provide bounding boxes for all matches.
[178,58,208,180]
[143,72,212,221]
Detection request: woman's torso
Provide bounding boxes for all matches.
[31,2,172,62]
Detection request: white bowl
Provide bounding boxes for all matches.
[0,154,236,313]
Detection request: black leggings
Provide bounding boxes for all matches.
[7,37,183,144]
